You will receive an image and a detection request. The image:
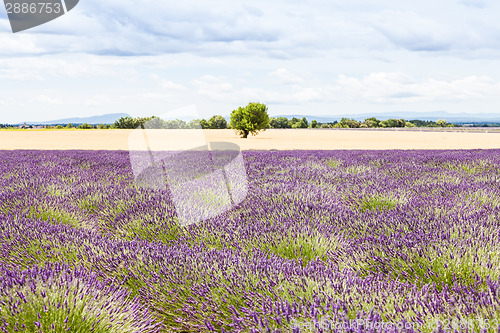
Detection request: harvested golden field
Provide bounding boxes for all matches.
[0,128,499,150]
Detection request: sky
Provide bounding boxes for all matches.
[1,0,500,123]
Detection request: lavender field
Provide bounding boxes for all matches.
[1,149,500,332]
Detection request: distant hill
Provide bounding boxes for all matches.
[273,112,500,123]
[24,113,131,125]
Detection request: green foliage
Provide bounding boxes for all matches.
[77,123,93,129]
[363,117,381,128]
[144,116,166,129]
[358,195,397,212]
[259,234,331,265]
[333,122,348,128]
[340,118,361,128]
[230,102,270,138]
[288,117,301,128]
[27,206,79,228]
[164,119,187,129]
[326,159,342,169]
[199,119,209,129]
[301,117,308,127]
[437,119,448,127]
[113,116,153,129]
[0,272,156,333]
[207,115,228,129]
[269,117,291,128]
[292,117,308,128]
[407,119,454,127]
[114,117,134,129]
[187,119,203,129]
[380,118,406,128]
[17,114,458,131]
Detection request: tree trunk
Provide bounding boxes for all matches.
[242,130,248,138]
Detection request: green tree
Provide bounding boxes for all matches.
[333,122,348,128]
[437,119,448,127]
[187,119,202,129]
[340,118,361,128]
[78,123,93,129]
[114,117,136,129]
[144,117,167,129]
[164,119,187,129]
[230,102,270,138]
[363,117,381,128]
[408,119,436,127]
[310,120,318,128]
[269,117,290,128]
[380,119,405,128]
[114,116,153,129]
[66,123,74,129]
[292,117,308,128]
[135,117,153,129]
[208,115,228,129]
[288,117,300,128]
[199,119,209,129]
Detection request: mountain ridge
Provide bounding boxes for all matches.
[18,111,500,125]
[22,113,131,125]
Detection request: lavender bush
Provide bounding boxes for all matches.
[1,149,500,332]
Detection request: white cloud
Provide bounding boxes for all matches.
[373,10,453,51]
[151,74,186,90]
[84,95,113,107]
[192,74,338,104]
[0,54,137,81]
[269,69,305,85]
[34,95,63,105]
[2,1,500,123]
[336,73,500,103]
[192,71,500,107]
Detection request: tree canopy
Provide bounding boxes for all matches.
[230,102,270,138]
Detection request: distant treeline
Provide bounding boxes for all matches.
[110,116,457,129]
[456,122,500,127]
[112,116,228,129]
[1,116,464,129]
[269,117,456,128]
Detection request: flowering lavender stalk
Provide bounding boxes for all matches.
[0,264,161,332]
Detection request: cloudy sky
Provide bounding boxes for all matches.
[1,0,500,123]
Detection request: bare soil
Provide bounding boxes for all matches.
[0,129,499,150]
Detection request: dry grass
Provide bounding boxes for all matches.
[0,128,499,150]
